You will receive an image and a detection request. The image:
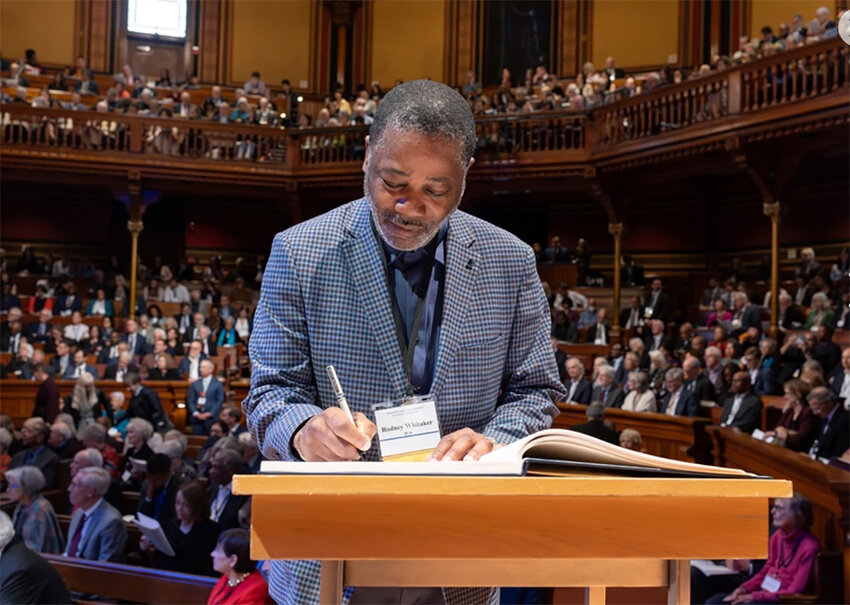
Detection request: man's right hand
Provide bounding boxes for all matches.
[293,408,376,461]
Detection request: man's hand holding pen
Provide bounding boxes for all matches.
[293,408,376,461]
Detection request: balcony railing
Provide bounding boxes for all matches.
[2,38,846,173]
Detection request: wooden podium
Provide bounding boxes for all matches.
[234,475,791,605]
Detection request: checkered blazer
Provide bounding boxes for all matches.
[244,197,565,605]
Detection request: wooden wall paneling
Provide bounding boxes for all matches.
[75,0,88,64]
[87,0,113,73]
[198,0,223,84]
[452,0,478,86]
[557,0,579,77]
[577,0,592,72]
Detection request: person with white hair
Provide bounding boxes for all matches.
[564,357,592,404]
[592,364,625,409]
[621,371,657,413]
[63,372,110,436]
[65,466,127,562]
[796,247,822,281]
[806,292,833,329]
[0,510,71,604]
[619,428,642,451]
[238,431,262,473]
[47,420,81,460]
[0,427,12,477]
[119,417,154,489]
[5,466,64,553]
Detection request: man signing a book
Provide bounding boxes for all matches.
[244,79,566,605]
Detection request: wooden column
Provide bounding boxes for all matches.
[609,222,624,329]
[763,202,781,339]
[127,173,144,319]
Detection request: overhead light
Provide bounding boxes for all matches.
[297,96,304,102]
[280,113,287,118]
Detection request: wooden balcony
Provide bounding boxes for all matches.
[1,38,847,190]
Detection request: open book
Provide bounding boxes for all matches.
[261,428,758,478]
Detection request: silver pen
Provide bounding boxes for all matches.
[326,365,355,425]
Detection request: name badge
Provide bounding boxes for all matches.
[643,306,654,318]
[374,397,441,462]
[760,574,782,593]
[594,337,605,345]
[197,397,206,407]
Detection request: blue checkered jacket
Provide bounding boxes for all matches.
[244,197,565,605]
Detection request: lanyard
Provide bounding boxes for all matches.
[372,221,437,396]
[779,534,804,568]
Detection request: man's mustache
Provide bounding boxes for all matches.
[379,211,430,229]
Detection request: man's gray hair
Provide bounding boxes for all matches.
[628,337,645,352]
[51,421,72,441]
[665,367,684,382]
[127,417,154,440]
[598,364,615,379]
[705,346,722,358]
[81,423,107,444]
[77,466,111,496]
[56,413,76,433]
[77,447,103,468]
[164,429,188,454]
[158,440,184,460]
[370,80,476,165]
[566,356,585,373]
[6,465,46,497]
[19,342,33,357]
[586,402,605,420]
[0,511,14,551]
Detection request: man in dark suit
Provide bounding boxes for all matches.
[569,403,619,445]
[56,283,83,317]
[683,356,717,403]
[643,278,670,323]
[65,466,127,562]
[48,420,82,460]
[99,332,124,364]
[207,449,248,531]
[123,318,149,357]
[620,253,644,287]
[619,296,644,331]
[615,351,640,390]
[541,235,570,263]
[220,405,247,437]
[813,325,842,375]
[585,309,611,345]
[26,308,53,343]
[48,339,71,377]
[124,372,171,432]
[178,340,208,381]
[603,56,625,83]
[729,292,762,338]
[9,417,59,488]
[0,512,71,604]
[62,348,100,380]
[808,387,849,459]
[643,320,672,353]
[778,293,805,331]
[32,364,61,423]
[137,453,180,524]
[591,364,625,408]
[658,368,699,416]
[198,325,217,357]
[103,350,139,381]
[742,346,776,397]
[792,276,813,307]
[828,347,850,403]
[719,372,763,434]
[563,357,592,404]
[186,359,225,434]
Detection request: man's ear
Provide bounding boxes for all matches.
[362,135,371,173]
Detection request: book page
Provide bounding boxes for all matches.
[134,512,176,556]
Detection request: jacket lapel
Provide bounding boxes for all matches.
[431,212,480,398]
[341,201,408,396]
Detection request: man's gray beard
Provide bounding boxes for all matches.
[364,176,457,252]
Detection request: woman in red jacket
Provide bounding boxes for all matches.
[208,528,272,605]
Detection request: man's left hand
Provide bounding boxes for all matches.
[427,428,498,461]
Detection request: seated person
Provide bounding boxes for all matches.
[621,372,657,412]
[62,349,99,380]
[64,466,127,562]
[5,466,65,553]
[208,528,272,604]
[0,511,71,605]
[764,379,816,452]
[140,480,220,577]
[137,453,180,524]
[618,428,642,451]
[148,354,181,380]
[63,373,111,432]
[119,418,154,489]
[705,494,820,604]
[9,418,59,489]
